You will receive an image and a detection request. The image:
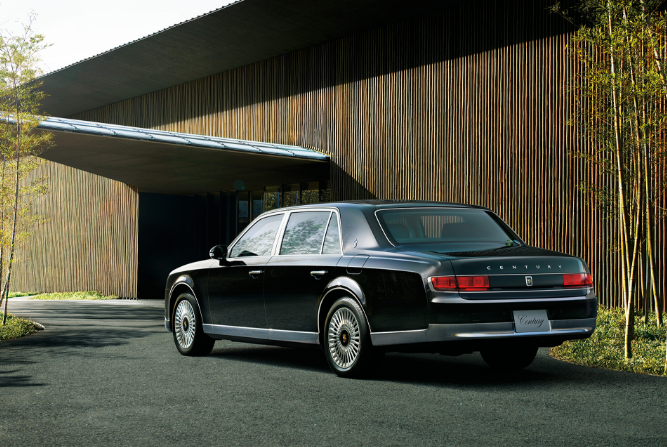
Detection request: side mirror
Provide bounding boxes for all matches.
[209,245,228,260]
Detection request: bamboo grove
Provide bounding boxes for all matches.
[556,0,667,357]
[0,15,51,323]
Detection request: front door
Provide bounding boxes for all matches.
[208,213,285,329]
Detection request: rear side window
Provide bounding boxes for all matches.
[280,211,330,255]
[377,208,513,245]
[322,215,341,254]
[230,214,284,257]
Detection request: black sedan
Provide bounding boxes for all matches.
[164,200,596,377]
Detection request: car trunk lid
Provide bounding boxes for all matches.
[440,245,585,290]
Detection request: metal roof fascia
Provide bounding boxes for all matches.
[33,117,329,161]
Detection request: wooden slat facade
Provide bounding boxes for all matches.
[13,162,139,297]
[21,0,654,309]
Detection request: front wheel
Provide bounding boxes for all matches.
[480,345,538,371]
[172,293,215,356]
[324,297,383,378]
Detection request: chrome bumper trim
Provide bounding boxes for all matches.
[370,318,596,346]
[370,329,427,346]
[164,318,170,332]
[203,324,318,344]
[431,296,593,304]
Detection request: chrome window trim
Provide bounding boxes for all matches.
[373,206,516,248]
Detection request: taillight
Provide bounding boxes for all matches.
[431,276,489,291]
[457,276,490,291]
[563,273,593,288]
[431,276,457,290]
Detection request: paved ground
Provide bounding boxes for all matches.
[1,299,666,447]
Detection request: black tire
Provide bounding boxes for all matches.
[172,292,215,356]
[323,297,383,378]
[480,345,538,371]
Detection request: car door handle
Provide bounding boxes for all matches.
[248,270,263,277]
[310,270,328,279]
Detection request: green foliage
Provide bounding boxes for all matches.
[0,13,52,322]
[563,0,667,217]
[28,291,118,300]
[8,291,35,297]
[550,307,667,375]
[0,312,37,340]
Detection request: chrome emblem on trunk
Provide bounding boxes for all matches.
[525,276,533,286]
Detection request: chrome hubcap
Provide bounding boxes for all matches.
[328,308,361,369]
[175,300,196,349]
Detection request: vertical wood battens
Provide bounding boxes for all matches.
[13,163,139,297]
[69,0,664,310]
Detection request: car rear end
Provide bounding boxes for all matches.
[375,205,597,352]
[426,249,597,348]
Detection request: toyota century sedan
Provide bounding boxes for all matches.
[164,200,597,377]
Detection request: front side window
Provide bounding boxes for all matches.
[377,208,514,245]
[280,211,331,255]
[229,213,284,258]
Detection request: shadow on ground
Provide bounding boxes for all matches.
[208,342,665,388]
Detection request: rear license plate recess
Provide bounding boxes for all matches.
[513,309,550,333]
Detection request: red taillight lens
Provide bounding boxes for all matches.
[431,276,457,290]
[563,273,593,288]
[457,276,490,291]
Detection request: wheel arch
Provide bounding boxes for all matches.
[168,281,203,332]
[317,277,370,346]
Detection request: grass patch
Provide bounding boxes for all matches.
[8,291,38,298]
[29,291,118,300]
[550,307,667,376]
[0,312,39,340]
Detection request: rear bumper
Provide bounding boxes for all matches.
[371,317,596,347]
[164,318,171,332]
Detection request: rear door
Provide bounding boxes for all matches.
[264,210,343,334]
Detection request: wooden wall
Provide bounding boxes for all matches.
[13,162,139,297]
[71,0,666,310]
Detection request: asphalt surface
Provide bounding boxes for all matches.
[1,299,666,446]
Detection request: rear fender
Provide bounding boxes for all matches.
[317,276,369,343]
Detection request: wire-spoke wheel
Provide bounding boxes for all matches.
[174,299,196,349]
[323,297,383,378]
[328,307,361,369]
[171,293,215,356]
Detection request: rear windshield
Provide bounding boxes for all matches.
[377,208,514,245]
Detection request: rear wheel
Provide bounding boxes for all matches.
[480,345,538,371]
[172,293,215,356]
[324,297,383,378]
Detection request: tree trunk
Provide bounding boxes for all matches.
[610,4,633,358]
[640,0,663,328]
[0,153,6,320]
[2,105,20,325]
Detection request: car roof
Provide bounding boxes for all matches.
[274,199,490,212]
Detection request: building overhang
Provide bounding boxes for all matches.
[35,117,329,195]
[38,0,460,117]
